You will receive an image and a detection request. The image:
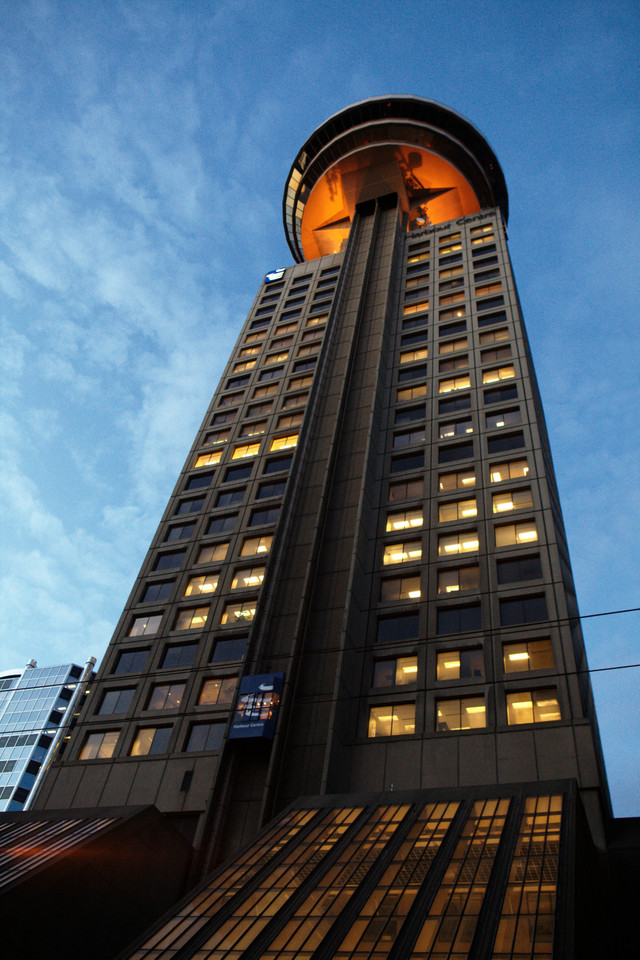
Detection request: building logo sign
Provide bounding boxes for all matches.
[265,268,286,283]
[228,673,284,740]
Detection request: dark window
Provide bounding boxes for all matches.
[401,330,428,346]
[256,305,275,315]
[142,581,174,603]
[113,650,148,675]
[486,408,522,430]
[216,489,245,507]
[394,428,426,448]
[250,507,280,526]
[250,317,270,328]
[398,364,427,383]
[147,682,186,711]
[131,727,172,756]
[97,688,135,715]
[226,375,250,389]
[477,295,505,312]
[154,551,185,571]
[439,394,471,414]
[437,604,481,634]
[472,243,496,256]
[389,478,423,501]
[487,432,525,454]
[395,405,425,424]
[497,555,543,584]
[207,515,237,535]
[161,642,199,669]
[500,594,548,626]
[438,441,474,463]
[165,523,196,542]
[473,254,499,269]
[264,456,293,475]
[258,366,283,382]
[477,310,507,328]
[391,452,424,473]
[186,722,225,752]
[211,637,247,663]
[402,316,428,330]
[224,463,253,482]
[439,252,463,266]
[377,613,419,644]
[174,497,205,516]
[484,384,518,405]
[439,320,467,337]
[258,480,286,499]
[186,472,214,490]
[293,358,317,373]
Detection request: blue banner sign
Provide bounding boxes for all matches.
[228,673,284,740]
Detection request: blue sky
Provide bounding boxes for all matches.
[0,0,638,814]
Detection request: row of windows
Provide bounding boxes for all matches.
[112,635,248,678]
[97,675,237,717]
[79,721,226,760]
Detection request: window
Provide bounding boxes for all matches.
[244,331,265,343]
[207,515,236,535]
[241,535,273,557]
[492,489,533,513]
[373,657,418,688]
[239,420,267,437]
[503,639,554,673]
[382,541,422,565]
[484,384,518,405]
[113,649,148,674]
[219,391,243,407]
[239,345,261,357]
[174,607,209,631]
[211,637,247,663]
[397,384,427,402]
[439,419,472,439]
[283,391,308,409]
[142,581,174,603]
[472,243,497,257]
[258,480,286,499]
[386,508,423,532]
[277,412,304,430]
[185,472,214,490]
[474,268,500,283]
[147,682,185,711]
[438,441,474,463]
[487,431,525,454]
[275,321,298,335]
[500,594,548,626]
[265,351,289,364]
[403,300,429,316]
[439,277,464,292]
[439,394,471,414]
[403,315,429,330]
[301,328,323,342]
[395,405,425,424]
[161,643,199,669]
[212,410,238,424]
[296,344,318,358]
[226,375,250,390]
[221,600,256,625]
[486,408,521,430]
[490,459,529,483]
[437,565,480,594]
[293,358,316,373]
[439,469,476,491]
[393,427,426,448]
[174,497,205,518]
[79,730,119,760]
[130,726,172,756]
[400,347,428,364]
[247,402,272,418]
[184,574,219,596]
[439,336,468,354]
[377,613,419,644]
[391,452,424,473]
[436,649,484,681]
[224,464,253,483]
[495,521,538,547]
[439,355,469,374]
[398,363,427,383]
[368,703,415,737]
[437,697,486,731]
[476,282,503,298]
[194,451,222,468]
[477,309,507,328]
[129,615,162,637]
[253,383,278,398]
[437,604,481,634]
[470,223,493,236]
[203,429,230,446]
[401,329,428,345]
[97,689,135,715]
[232,359,256,372]
[438,531,479,556]
[479,327,509,344]
[258,367,283,382]
[196,542,229,564]
[269,434,298,451]
[250,507,280,526]
[438,498,477,522]
[231,442,260,460]
[216,488,245,508]
[439,291,465,306]
[186,722,225,752]
[439,306,466,322]
[264,455,293,474]
[306,312,328,325]
[506,688,560,725]
[231,566,266,589]
[482,365,514,384]
[497,555,543,584]
[165,523,195,542]
[439,375,471,394]
[389,478,423,501]
[198,677,238,706]
[439,319,467,337]
[381,575,421,601]
[288,375,313,390]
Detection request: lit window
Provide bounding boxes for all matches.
[397,384,427,402]
[241,535,273,557]
[147,682,185,711]
[439,291,465,306]
[231,566,266,589]
[495,521,538,547]
[196,542,229,564]
[492,489,533,513]
[471,233,495,245]
[97,689,135,716]
[439,337,468,354]
[184,574,219,596]
[439,264,463,279]
[436,649,484,681]
[239,345,260,357]
[436,697,486,731]
[220,600,256,625]
[275,322,298,336]
[253,383,278,398]
[297,344,318,357]
[129,615,162,637]
[198,677,238,707]
[288,374,313,390]
[439,375,471,393]
[490,459,529,483]
[439,243,462,255]
[439,469,476,491]
[482,365,515,384]
[265,351,289,364]
[130,726,172,756]
[231,442,261,460]
[277,412,304,430]
[383,541,422,565]
[194,451,222,468]
[244,331,266,343]
[381,575,421,601]
[174,606,209,631]
[406,273,429,288]
[506,689,560,725]
[368,703,415,737]
[503,639,554,673]
[386,508,423,532]
[438,531,479,555]
[240,421,267,437]
[486,408,521,430]
[373,656,418,687]
[203,429,230,446]
[270,434,298,451]
[438,498,478,522]
[476,282,503,297]
[400,347,428,363]
[479,327,509,344]
[403,300,429,315]
[186,722,225,752]
[306,313,328,326]
[79,731,119,760]
[389,478,423,501]
[437,565,479,594]
[470,223,493,236]
[407,251,430,264]
[439,419,472,439]
[232,359,256,372]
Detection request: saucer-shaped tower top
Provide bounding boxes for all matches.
[283,95,508,262]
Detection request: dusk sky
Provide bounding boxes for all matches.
[0,0,638,815]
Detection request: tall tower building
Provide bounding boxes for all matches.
[32,98,618,956]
